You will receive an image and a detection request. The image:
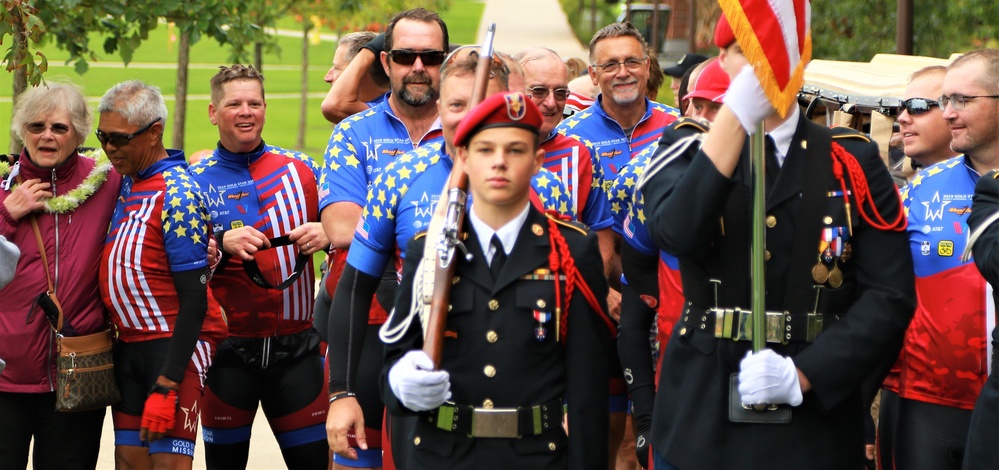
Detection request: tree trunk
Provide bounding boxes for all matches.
[9,8,28,154]
[173,30,190,150]
[297,23,311,150]
[255,43,264,72]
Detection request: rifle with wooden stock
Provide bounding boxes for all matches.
[420,23,497,368]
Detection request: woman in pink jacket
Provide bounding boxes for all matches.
[0,83,121,469]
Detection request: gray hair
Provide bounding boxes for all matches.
[588,22,647,64]
[97,80,168,127]
[339,31,378,62]
[11,82,92,147]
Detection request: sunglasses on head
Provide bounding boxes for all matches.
[95,117,161,147]
[26,122,71,135]
[900,98,939,116]
[389,49,446,66]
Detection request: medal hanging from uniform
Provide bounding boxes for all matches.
[533,310,551,341]
[812,225,850,288]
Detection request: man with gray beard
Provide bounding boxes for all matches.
[316,7,448,470]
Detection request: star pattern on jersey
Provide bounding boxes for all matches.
[361,143,444,222]
[162,167,208,245]
[902,156,964,217]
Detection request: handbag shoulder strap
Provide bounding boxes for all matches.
[17,172,64,332]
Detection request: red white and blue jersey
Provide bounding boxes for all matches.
[540,130,613,231]
[611,150,684,366]
[897,155,992,409]
[189,144,321,337]
[556,96,679,185]
[101,151,226,344]
[318,98,444,211]
[349,142,576,282]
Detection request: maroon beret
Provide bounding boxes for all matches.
[453,92,542,148]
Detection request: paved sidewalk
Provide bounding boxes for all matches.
[476,0,590,61]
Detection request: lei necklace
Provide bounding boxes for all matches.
[0,149,112,214]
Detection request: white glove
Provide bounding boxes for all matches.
[723,65,774,133]
[388,350,451,411]
[738,349,803,406]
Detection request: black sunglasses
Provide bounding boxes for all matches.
[26,122,72,135]
[96,117,162,147]
[389,49,446,66]
[900,98,940,116]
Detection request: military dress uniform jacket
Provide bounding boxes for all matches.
[641,115,916,470]
[380,207,613,470]
[963,171,999,470]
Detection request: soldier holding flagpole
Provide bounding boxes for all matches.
[638,1,915,468]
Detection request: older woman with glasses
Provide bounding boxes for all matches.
[0,83,122,468]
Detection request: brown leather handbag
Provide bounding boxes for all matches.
[27,208,120,411]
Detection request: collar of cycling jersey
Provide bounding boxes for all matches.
[591,94,656,130]
[134,149,187,181]
[215,141,267,164]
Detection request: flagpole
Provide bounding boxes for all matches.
[751,121,766,353]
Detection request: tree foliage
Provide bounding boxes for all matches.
[812,0,999,61]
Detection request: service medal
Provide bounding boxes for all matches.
[828,265,844,288]
[812,262,830,284]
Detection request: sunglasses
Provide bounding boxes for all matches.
[26,122,71,135]
[389,49,446,66]
[95,117,161,147]
[900,98,939,116]
[526,86,570,102]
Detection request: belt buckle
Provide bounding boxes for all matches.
[712,308,738,339]
[765,311,786,343]
[471,408,519,438]
[733,308,752,341]
[806,313,824,342]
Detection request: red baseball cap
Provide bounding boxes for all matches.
[684,60,730,103]
[453,92,543,148]
[714,14,735,49]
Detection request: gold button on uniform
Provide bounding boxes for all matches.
[483,399,494,409]
[486,331,498,343]
[823,216,833,225]
[452,276,460,285]
[488,299,499,311]
[765,250,772,261]
[484,365,496,378]
[680,327,687,335]
[548,442,557,451]
[766,215,777,228]
[414,436,421,445]
[536,299,547,309]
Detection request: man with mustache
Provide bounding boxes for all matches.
[554,22,679,469]
[317,7,448,470]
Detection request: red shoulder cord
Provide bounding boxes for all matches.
[830,141,907,232]
[545,214,617,344]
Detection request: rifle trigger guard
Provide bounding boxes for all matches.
[437,187,470,268]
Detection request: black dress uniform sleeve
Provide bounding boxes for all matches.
[380,234,428,416]
[964,170,999,470]
[564,228,613,469]
[789,133,915,412]
[643,122,735,257]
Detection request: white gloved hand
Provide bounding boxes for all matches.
[388,350,451,411]
[738,349,803,406]
[723,65,775,133]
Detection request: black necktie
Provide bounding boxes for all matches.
[490,234,506,279]
[765,135,780,192]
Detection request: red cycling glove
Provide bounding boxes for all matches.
[141,389,178,438]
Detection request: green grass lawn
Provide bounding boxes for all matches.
[1,1,485,157]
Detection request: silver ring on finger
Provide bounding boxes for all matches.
[305,242,311,249]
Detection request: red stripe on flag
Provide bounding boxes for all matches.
[741,0,791,88]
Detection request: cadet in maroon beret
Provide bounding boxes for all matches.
[381,91,616,469]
